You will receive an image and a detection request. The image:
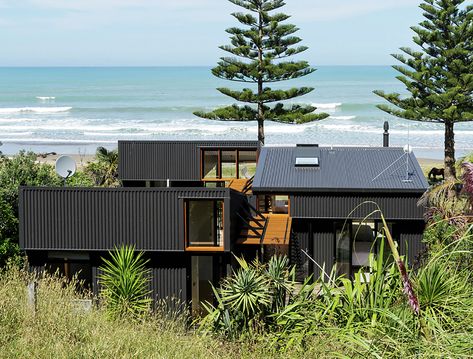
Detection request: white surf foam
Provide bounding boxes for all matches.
[36,96,56,101]
[312,102,342,110]
[1,138,116,144]
[329,115,356,120]
[0,107,71,114]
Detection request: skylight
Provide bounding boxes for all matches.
[295,157,319,167]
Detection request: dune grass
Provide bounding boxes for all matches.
[1,250,473,359]
[0,266,354,358]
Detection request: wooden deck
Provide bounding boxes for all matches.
[262,214,291,245]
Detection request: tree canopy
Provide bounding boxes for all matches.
[375,0,473,179]
[194,0,328,148]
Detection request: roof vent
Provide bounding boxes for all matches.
[295,157,319,167]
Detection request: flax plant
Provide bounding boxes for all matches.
[342,202,420,315]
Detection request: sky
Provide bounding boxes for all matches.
[0,0,424,66]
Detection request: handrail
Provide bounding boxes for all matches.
[246,201,266,222]
[236,212,263,237]
[242,176,254,194]
[240,206,264,228]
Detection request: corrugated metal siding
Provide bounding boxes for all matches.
[290,221,310,282]
[400,232,426,266]
[313,231,335,281]
[291,194,424,220]
[150,266,188,304]
[118,140,258,181]
[20,187,231,251]
[253,146,428,192]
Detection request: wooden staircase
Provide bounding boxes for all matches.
[226,177,253,194]
[237,204,292,246]
[237,203,267,245]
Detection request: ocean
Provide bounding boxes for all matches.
[0,66,472,159]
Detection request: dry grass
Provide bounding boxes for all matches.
[417,158,444,178]
[0,266,351,359]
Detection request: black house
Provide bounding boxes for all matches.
[19,140,428,311]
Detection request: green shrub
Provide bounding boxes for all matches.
[99,245,152,319]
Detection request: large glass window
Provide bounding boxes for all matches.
[203,151,219,179]
[191,256,214,315]
[336,225,351,278]
[201,148,257,180]
[238,151,257,178]
[221,151,237,178]
[352,221,375,281]
[335,220,379,280]
[186,200,224,248]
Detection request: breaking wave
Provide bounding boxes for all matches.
[0,107,72,114]
[312,102,342,110]
[330,115,357,120]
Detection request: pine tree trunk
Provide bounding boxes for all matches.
[257,8,264,151]
[444,120,456,179]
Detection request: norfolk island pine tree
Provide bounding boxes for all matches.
[375,0,472,179]
[194,0,329,149]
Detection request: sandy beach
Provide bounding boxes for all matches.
[35,153,96,169]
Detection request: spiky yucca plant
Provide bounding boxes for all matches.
[99,245,151,319]
[200,255,295,338]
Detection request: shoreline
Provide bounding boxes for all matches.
[9,152,445,174]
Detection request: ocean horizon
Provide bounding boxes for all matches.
[1,66,472,159]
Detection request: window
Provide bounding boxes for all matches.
[203,151,219,179]
[352,221,375,281]
[186,200,224,250]
[295,157,319,167]
[336,225,351,278]
[221,151,237,178]
[47,252,92,290]
[201,148,257,180]
[335,220,383,280]
[238,151,257,178]
[258,195,289,214]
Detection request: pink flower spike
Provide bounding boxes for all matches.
[462,162,473,194]
[397,260,420,315]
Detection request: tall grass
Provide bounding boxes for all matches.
[0,264,357,358]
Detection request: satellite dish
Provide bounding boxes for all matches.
[55,155,76,179]
[403,144,413,154]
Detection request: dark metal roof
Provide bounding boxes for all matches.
[118,140,258,181]
[253,146,429,193]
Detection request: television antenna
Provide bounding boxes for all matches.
[55,155,76,186]
[371,124,413,183]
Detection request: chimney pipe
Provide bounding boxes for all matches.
[383,121,389,147]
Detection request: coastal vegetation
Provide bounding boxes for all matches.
[0,148,119,267]
[375,0,473,179]
[99,245,152,319]
[194,0,329,148]
[0,216,472,357]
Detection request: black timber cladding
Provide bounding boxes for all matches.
[19,187,233,252]
[118,140,258,181]
[253,146,429,193]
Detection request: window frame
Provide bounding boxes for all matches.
[200,148,257,181]
[184,199,225,252]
